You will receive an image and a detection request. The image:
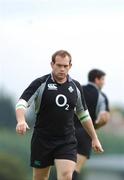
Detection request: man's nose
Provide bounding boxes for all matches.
[60,66,65,71]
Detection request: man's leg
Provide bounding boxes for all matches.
[75,154,87,172]
[55,159,76,180]
[33,166,51,180]
[72,154,87,180]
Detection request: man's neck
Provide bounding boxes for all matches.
[51,73,67,84]
[88,82,100,91]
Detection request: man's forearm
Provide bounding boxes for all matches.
[15,99,28,123]
[81,119,98,140]
[16,108,30,135]
[16,109,26,123]
[94,112,110,129]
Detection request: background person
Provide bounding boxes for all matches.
[73,69,110,180]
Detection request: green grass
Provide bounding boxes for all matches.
[0,128,32,180]
[96,129,124,154]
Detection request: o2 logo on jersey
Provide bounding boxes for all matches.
[55,94,69,110]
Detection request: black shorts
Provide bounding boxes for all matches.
[30,130,77,168]
[74,116,92,159]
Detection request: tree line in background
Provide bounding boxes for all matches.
[0,89,35,129]
[0,92,16,128]
[0,89,32,180]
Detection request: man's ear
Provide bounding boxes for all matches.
[69,63,72,69]
[51,61,54,68]
[95,77,99,84]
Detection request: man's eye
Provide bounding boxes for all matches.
[58,65,62,67]
[57,64,68,68]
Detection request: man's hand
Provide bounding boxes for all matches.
[92,137,104,153]
[16,121,30,135]
[94,112,110,129]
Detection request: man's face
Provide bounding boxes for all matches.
[51,55,72,81]
[95,76,105,89]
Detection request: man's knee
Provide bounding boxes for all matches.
[33,173,49,180]
[75,154,87,172]
[33,167,50,180]
[57,170,73,180]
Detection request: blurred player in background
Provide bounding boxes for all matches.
[73,69,110,180]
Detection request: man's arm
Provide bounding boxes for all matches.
[95,92,110,129]
[76,110,104,153]
[16,108,30,135]
[15,78,42,135]
[94,111,110,129]
[81,119,104,152]
[75,80,104,153]
[16,99,30,135]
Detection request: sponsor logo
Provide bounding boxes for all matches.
[34,160,41,166]
[68,86,74,93]
[48,83,57,90]
[55,94,69,110]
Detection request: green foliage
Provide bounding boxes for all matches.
[0,152,28,180]
[111,105,124,118]
[0,90,16,128]
[95,130,124,155]
[0,129,32,180]
[0,129,31,158]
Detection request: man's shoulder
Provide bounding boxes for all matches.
[71,78,82,90]
[33,74,50,84]
[82,83,97,92]
[27,74,51,89]
[101,91,109,103]
[71,78,81,85]
[101,91,108,98]
[39,74,50,81]
[101,91,110,111]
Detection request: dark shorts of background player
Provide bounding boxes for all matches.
[74,117,92,159]
[30,129,77,168]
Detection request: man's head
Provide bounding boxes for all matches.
[51,50,72,83]
[88,69,106,89]
[52,50,72,64]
